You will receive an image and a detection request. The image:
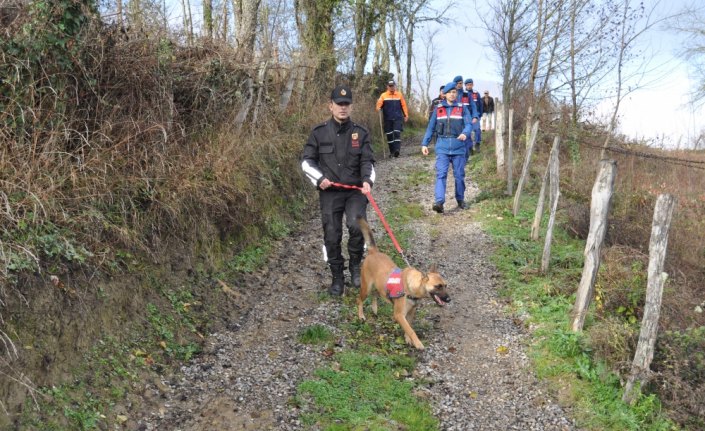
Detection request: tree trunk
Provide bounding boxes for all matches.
[184,0,194,45]
[571,160,617,331]
[374,16,390,73]
[220,1,229,41]
[623,194,676,404]
[233,0,261,64]
[203,0,213,40]
[512,121,538,216]
[353,0,381,82]
[569,0,578,126]
[388,21,403,87]
[404,16,415,97]
[295,0,339,86]
[116,0,124,29]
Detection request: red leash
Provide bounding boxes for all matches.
[329,182,410,266]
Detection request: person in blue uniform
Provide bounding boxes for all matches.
[421,82,473,213]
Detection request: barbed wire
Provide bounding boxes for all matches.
[573,139,705,171]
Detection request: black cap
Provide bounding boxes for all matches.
[331,85,352,104]
[388,80,396,86]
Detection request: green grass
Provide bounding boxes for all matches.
[297,352,437,431]
[299,324,335,345]
[472,174,678,430]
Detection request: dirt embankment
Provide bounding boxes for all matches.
[133,138,577,430]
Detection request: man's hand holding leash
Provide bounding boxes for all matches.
[319,179,371,195]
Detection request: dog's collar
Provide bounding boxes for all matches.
[406,295,421,302]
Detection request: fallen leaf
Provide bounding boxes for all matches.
[496,345,509,355]
[158,341,167,349]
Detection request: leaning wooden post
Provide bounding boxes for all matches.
[531,136,559,240]
[512,121,539,216]
[622,194,676,404]
[540,138,561,274]
[571,160,617,332]
[495,105,505,175]
[506,108,515,196]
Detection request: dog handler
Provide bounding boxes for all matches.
[421,81,473,213]
[301,85,376,296]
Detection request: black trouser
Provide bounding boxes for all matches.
[383,118,403,153]
[319,189,368,266]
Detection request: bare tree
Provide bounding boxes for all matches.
[233,0,262,64]
[116,0,124,29]
[181,0,194,44]
[599,0,673,158]
[294,0,341,85]
[204,0,214,39]
[481,0,533,172]
[672,6,705,105]
[388,17,404,88]
[413,26,442,114]
[352,0,385,82]
[396,0,450,97]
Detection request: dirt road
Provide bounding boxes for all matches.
[138,139,576,430]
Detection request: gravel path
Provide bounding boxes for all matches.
[137,138,577,430]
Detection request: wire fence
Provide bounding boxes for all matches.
[574,138,705,171]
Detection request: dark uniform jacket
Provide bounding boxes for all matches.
[483,95,495,113]
[301,118,376,189]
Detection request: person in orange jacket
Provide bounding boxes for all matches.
[376,80,409,157]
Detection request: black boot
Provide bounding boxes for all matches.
[328,264,345,296]
[348,255,362,289]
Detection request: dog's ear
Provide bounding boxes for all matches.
[429,263,438,273]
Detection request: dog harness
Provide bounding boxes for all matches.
[386,268,404,299]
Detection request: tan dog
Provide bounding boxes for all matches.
[356,217,450,350]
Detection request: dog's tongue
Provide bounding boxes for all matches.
[433,295,447,306]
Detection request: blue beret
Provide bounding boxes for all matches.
[453,75,463,83]
[464,78,473,84]
[442,82,457,94]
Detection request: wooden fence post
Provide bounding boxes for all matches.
[531,136,559,240]
[622,194,676,404]
[571,159,617,332]
[512,121,539,217]
[540,138,561,274]
[495,105,505,175]
[531,168,549,240]
[506,108,514,196]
